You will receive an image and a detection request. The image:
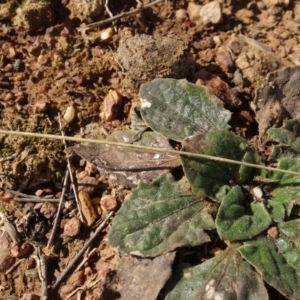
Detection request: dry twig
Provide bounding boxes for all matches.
[1,129,300,176]
[77,0,165,32]
[51,211,114,291]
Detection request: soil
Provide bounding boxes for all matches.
[0,0,299,299]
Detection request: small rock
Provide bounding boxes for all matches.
[215,46,234,73]
[78,176,99,194]
[103,90,122,122]
[34,99,47,113]
[63,217,81,237]
[40,202,57,219]
[267,226,279,239]
[100,195,118,212]
[64,105,76,124]
[200,1,223,25]
[78,190,98,226]
[187,2,201,22]
[100,27,114,40]
[175,9,187,21]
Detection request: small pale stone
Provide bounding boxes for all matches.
[200,1,223,25]
[63,217,81,237]
[187,2,201,22]
[253,187,263,199]
[64,105,75,124]
[175,9,187,21]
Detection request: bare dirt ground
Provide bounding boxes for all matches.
[0,0,299,299]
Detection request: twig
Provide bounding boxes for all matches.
[1,129,300,176]
[104,0,114,18]
[47,170,69,249]
[0,153,16,162]
[5,259,24,275]
[51,211,114,291]
[74,248,98,272]
[58,115,84,223]
[5,189,41,199]
[76,0,165,31]
[14,198,60,203]
[38,248,48,300]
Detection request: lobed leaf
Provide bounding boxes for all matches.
[139,78,231,141]
[166,244,268,300]
[216,186,272,240]
[108,173,217,257]
[239,237,300,299]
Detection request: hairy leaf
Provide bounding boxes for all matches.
[139,78,231,141]
[267,118,300,153]
[239,237,300,299]
[181,129,250,201]
[216,186,272,240]
[166,244,268,300]
[108,173,216,257]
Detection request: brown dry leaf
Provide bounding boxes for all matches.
[100,252,176,300]
[67,130,180,188]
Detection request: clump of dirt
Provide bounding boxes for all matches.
[116,33,195,90]
[13,0,56,32]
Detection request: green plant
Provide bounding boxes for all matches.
[108,78,300,299]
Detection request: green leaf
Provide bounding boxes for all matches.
[265,157,300,219]
[266,199,285,222]
[166,244,268,300]
[239,237,300,299]
[108,173,217,257]
[267,119,300,153]
[216,186,272,240]
[139,78,231,141]
[278,219,300,249]
[181,129,250,200]
[269,157,300,186]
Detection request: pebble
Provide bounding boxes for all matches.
[103,89,122,122]
[175,9,187,21]
[34,99,47,113]
[187,2,201,22]
[63,217,81,237]
[40,202,57,219]
[215,46,234,73]
[267,226,279,239]
[77,176,99,194]
[100,27,114,40]
[100,195,117,212]
[63,105,75,124]
[200,1,223,25]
